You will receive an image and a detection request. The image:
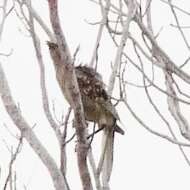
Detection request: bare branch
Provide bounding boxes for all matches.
[88,148,102,190]
[24,0,55,41]
[168,0,190,51]
[0,0,13,41]
[26,3,63,145]
[47,0,93,189]
[134,13,190,85]
[160,0,190,16]
[0,64,67,190]
[123,98,190,147]
[89,0,111,67]
[108,1,137,94]
[165,71,190,141]
[134,31,190,165]
[0,49,13,57]
[99,2,138,189]
[124,54,190,105]
[61,107,72,188]
[3,136,23,190]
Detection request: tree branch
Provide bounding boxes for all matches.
[47,1,93,189]
[0,64,67,190]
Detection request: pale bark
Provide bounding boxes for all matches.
[0,64,67,190]
[48,0,93,189]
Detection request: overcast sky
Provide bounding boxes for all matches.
[1,0,190,190]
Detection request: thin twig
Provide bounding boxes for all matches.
[3,136,23,190]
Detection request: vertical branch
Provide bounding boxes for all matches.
[88,148,102,190]
[89,0,110,67]
[145,0,153,33]
[61,107,71,176]
[0,0,8,41]
[165,71,190,140]
[89,1,114,189]
[25,0,62,144]
[13,172,17,190]
[144,0,190,165]
[60,107,72,190]
[100,1,137,189]
[3,137,23,190]
[16,2,72,188]
[107,0,137,94]
[24,0,55,41]
[47,1,93,189]
[101,129,114,190]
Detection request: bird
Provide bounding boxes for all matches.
[47,41,124,135]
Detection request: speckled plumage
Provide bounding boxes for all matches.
[47,42,124,135]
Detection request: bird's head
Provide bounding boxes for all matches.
[47,41,62,67]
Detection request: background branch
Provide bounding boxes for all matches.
[0,64,67,190]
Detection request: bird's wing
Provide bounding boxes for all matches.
[75,65,120,120]
[99,100,120,120]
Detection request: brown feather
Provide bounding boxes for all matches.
[47,42,124,135]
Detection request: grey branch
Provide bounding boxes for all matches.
[47,1,93,189]
[0,64,67,190]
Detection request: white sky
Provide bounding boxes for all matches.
[1,0,190,190]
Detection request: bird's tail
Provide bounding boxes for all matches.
[114,124,125,135]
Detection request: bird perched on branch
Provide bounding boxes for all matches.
[47,41,124,135]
